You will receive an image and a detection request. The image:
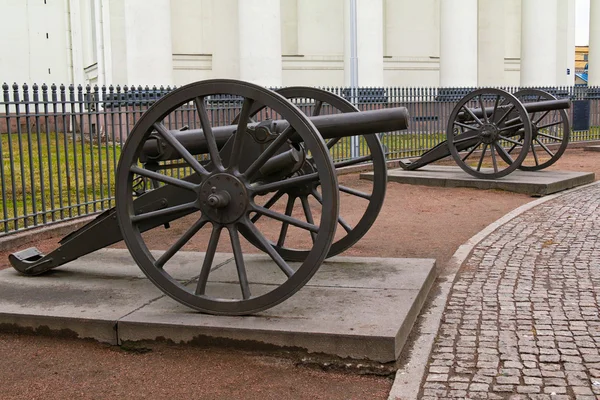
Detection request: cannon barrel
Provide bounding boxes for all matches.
[141,106,409,162]
[459,98,570,121]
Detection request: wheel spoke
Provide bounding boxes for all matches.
[130,165,197,192]
[537,120,563,130]
[477,144,488,171]
[253,172,318,194]
[490,144,499,173]
[478,95,489,124]
[535,138,555,157]
[531,142,540,166]
[155,217,208,268]
[490,95,501,121]
[153,123,208,176]
[453,131,480,146]
[253,203,319,233]
[300,196,317,243]
[312,100,323,117]
[494,143,514,164]
[461,140,482,162]
[228,226,251,300]
[496,104,515,126]
[339,185,371,200]
[454,121,480,131]
[243,126,294,179]
[276,196,295,247]
[312,189,352,234]
[229,98,254,170]
[251,190,284,223]
[499,123,524,133]
[498,135,525,147]
[537,131,563,141]
[243,220,294,278]
[131,201,198,223]
[195,224,223,295]
[462,105,484,126]
[194,97,223,170]
[334,155,373,168]
[534,110,551,125]
[327,137,341,149]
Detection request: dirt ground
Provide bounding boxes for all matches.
[0,147,597,400]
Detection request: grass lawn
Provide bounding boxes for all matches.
[1,132,121,232]
[1,125,598,234]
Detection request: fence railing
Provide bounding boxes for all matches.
[1,82,599,236]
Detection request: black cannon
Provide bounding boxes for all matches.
[9,80,402,315]
[7,82,571,315]
[399,88,571,179]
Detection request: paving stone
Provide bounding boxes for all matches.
[469,382,490,391]
[420,184,600,397]
[516,385,541,393]
[543,386,567,394]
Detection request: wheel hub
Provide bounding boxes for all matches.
[199,173,248,224]
[480,124,499,144]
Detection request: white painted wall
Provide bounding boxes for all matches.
[0,0,70,85]
[556,0,576,86]
[238,0,282,86]
[478,0,505,86]
[170,0,213,85]
[588,0,600,85]
[521,0,558,86]
[439,0,478,87]
[0,0,583,88]
[123,0,173,86]
[210,0,240,80]
[384,0,440,86]
[344,0,384,87]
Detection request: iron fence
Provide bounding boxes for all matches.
[1,82,599,235]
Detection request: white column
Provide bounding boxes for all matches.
[439,0,478,87]
[123,0,173,86]
[238,0,282,87]
[343,0,384,87]
[100,0,113,84]
[68,0,85,84]
[93,0,106,85]
[478,0,505,86]
[520,0,558,86]
[556,0,576,86]
[211,0,240,80]
[589,0,600,86]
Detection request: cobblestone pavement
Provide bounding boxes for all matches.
[420,184,600,399]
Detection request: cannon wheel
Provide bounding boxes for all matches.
[115,79,339,315]
[509,89,570,171]
[237,87,386,261]
[447,88,532,179]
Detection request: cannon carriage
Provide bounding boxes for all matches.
[8,80,571,315]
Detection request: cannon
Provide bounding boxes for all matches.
[399,88,571,178]
[9,80,400,315]
[7,82,571,315]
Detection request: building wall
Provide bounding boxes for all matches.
[0,0,581,88]
[0,0,70,85]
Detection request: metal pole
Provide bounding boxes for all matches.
[349,0,359,158]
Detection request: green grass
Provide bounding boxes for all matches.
[328,132,447,160]
[1,132,121,232]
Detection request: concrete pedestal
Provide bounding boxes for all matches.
[361,165,595,196]
[0,249,436,363]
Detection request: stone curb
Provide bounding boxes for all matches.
[387,179,600,400]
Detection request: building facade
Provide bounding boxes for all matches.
[1,0,598,88]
